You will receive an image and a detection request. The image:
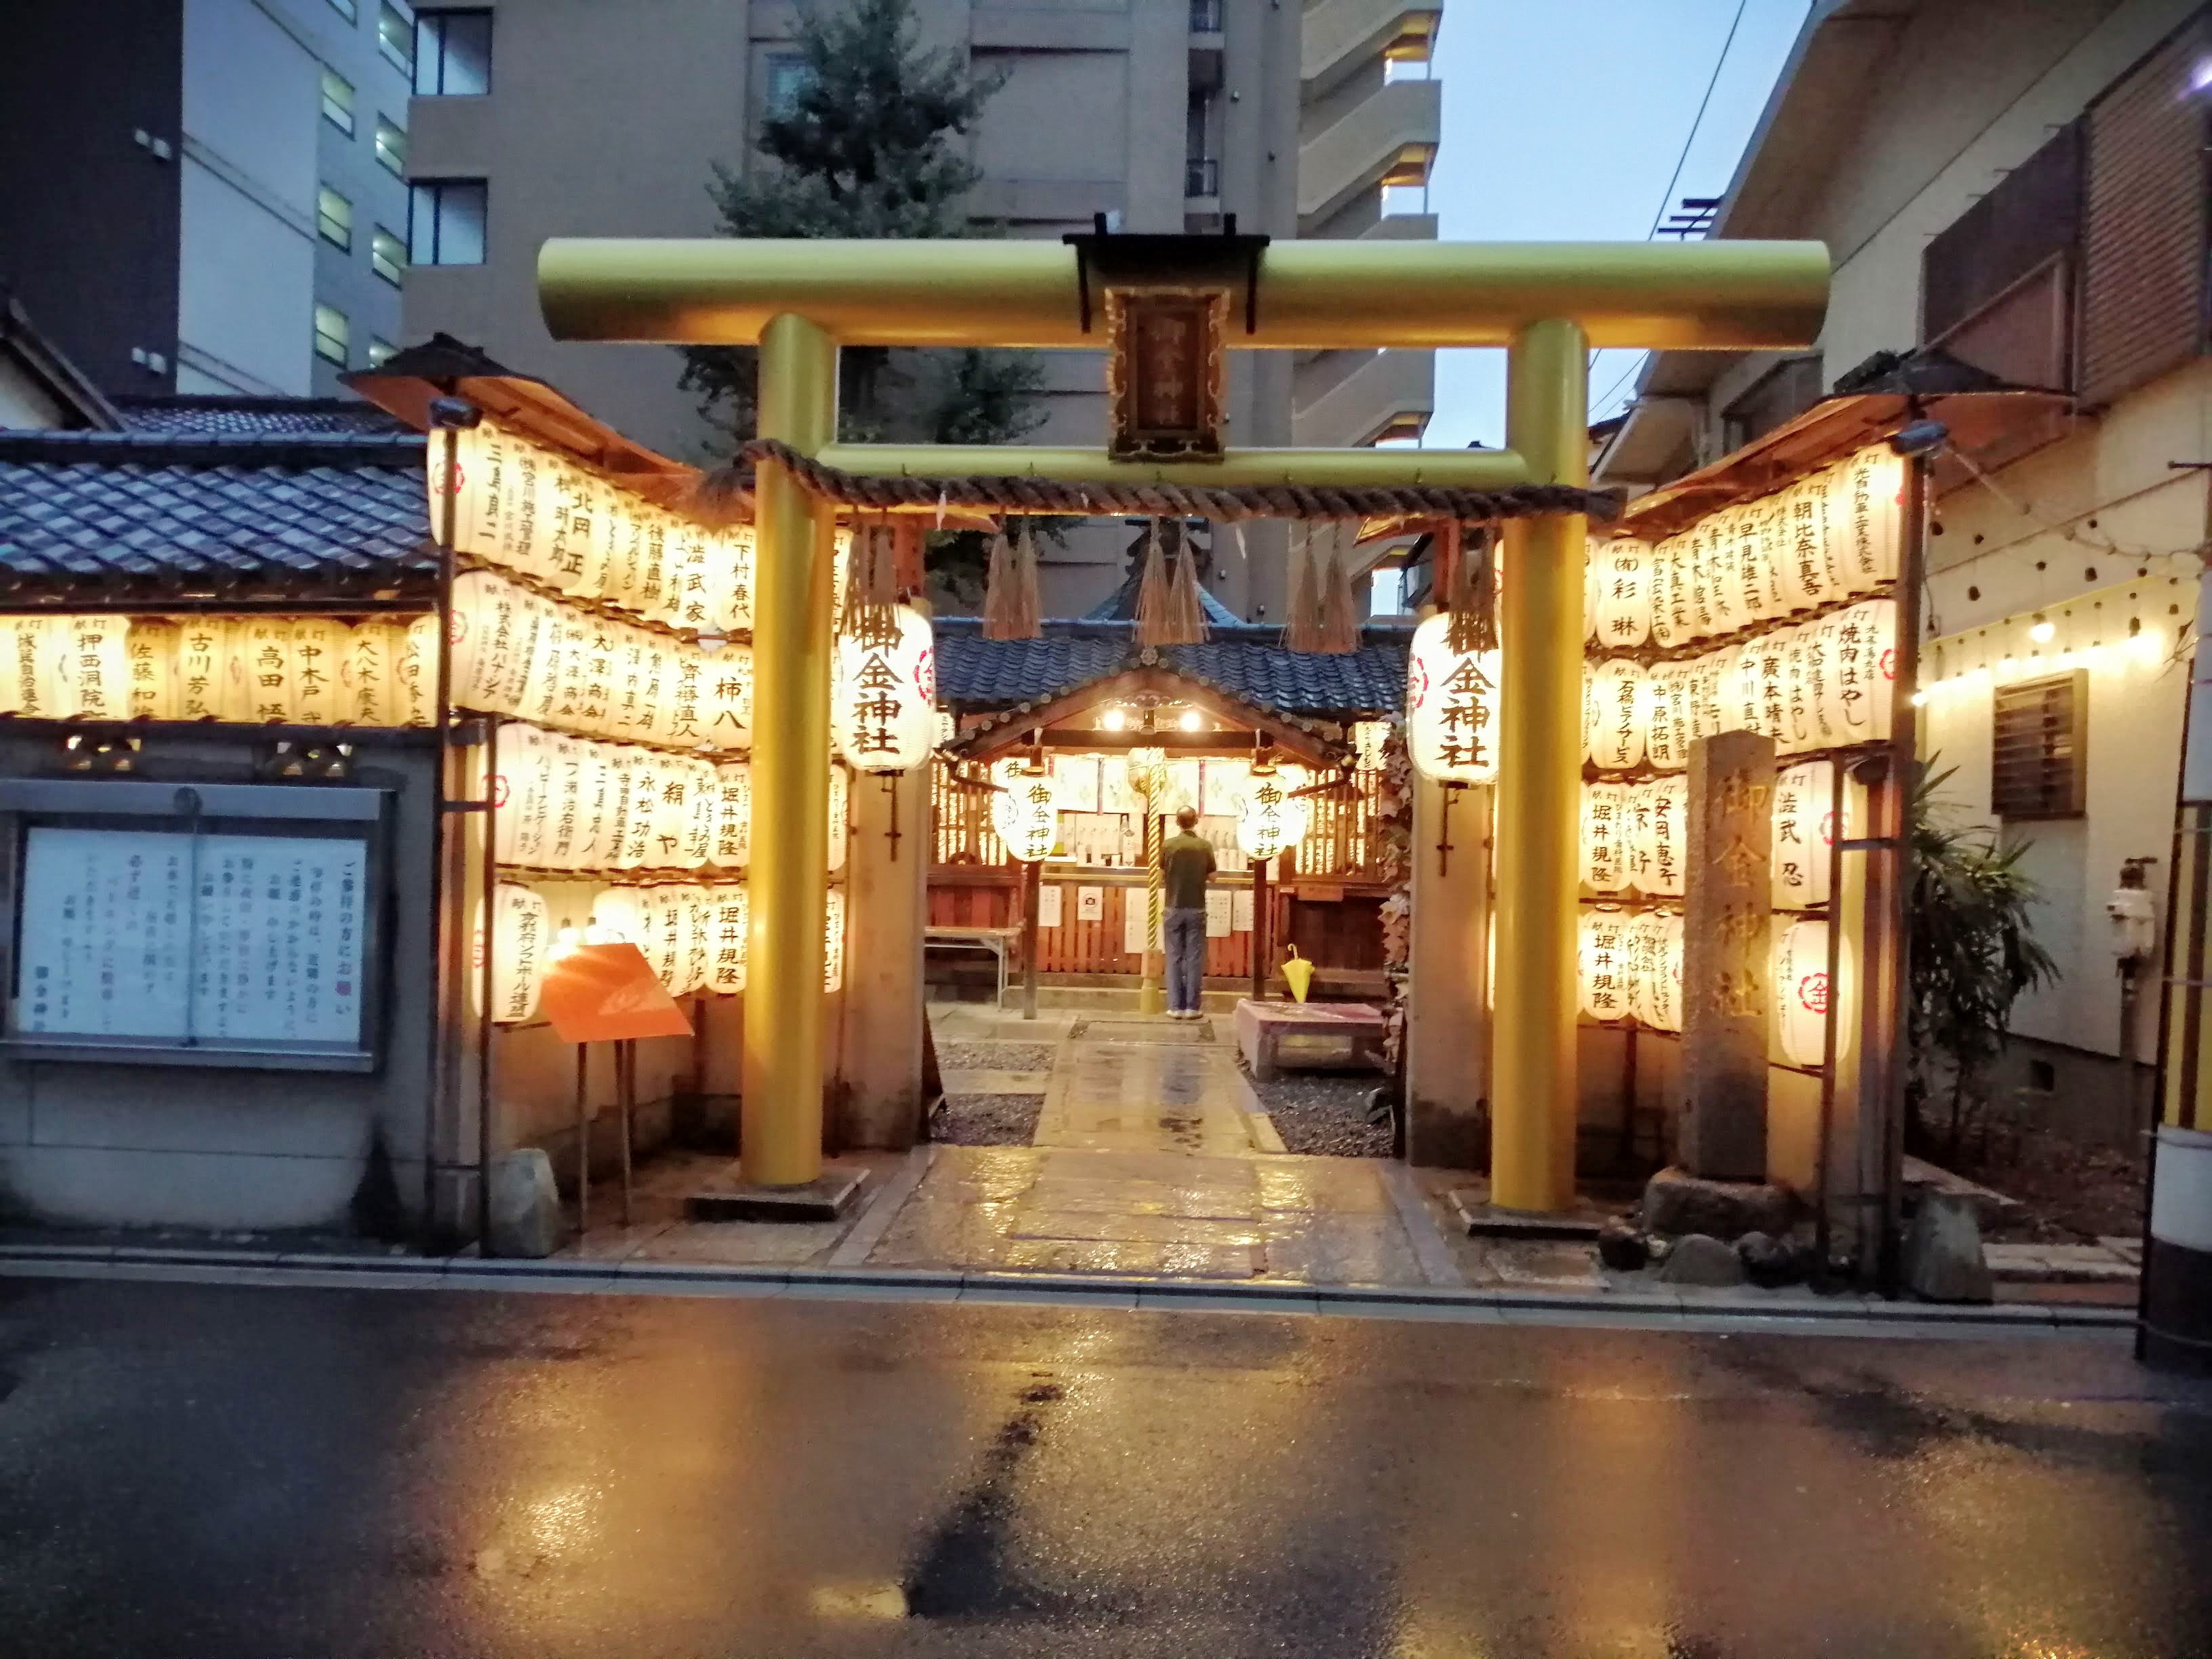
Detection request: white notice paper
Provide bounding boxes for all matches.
[1123,890,1157,956]
[1038,883,1063,929]
[1077,885,1105,922]
[1232,887,1254,933]
[1205,889,1232,938]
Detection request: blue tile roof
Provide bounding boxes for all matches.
[0,429,434,602]
[934,619,1411,716]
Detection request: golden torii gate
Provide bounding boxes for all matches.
[538,237,1828,1213]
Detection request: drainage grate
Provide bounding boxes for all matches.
[1069,1019,1215,1044]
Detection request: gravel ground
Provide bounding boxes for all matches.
[929,1092,1046,1146]
[1241,1061,1394,1158]
[935,1041,1059,1072]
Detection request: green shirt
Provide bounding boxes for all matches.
[1162,830,1216,912]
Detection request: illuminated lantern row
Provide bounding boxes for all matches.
[562,881,845,998]
[1406,613,1500,783]
[991,760,1061,861]
[1585,447,1902,648]
[1588,770,1846,904]
[0,614,441,726]
[831,605,937,774]
[431,421,779,634]
[1580,598,1898,773]
[1578,910,1683,1032]
[449,569,754,747]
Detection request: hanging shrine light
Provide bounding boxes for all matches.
[832,605,936,773]
[991,759,1061,863]
[1405,613,1499,783]
[1236,761,1309,862]
[1121,743,1170,806]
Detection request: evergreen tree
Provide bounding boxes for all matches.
[678,0,1046,474]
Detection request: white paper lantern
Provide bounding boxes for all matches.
[446,570,530,714]
[165,618,224,722]
[1593,539,1652,649]
[1776,624,1814,756]
[711,760,752,870]
[621,747,665,868]
[1750,630,1788,741]
[1830,599,1897,743]
[1643,661,1687,772]
[708,525,756,635]
[511,594,565,729]
[1582,543,1601,643]
[1237,764,1310,862]
[1580,780,1629,894]
[680,757,717,868]
[50,615,132,721]
[702,641,754,749]
[993,760,1061,862]
[1632,775,1687,899]
[1700,513,1743,638]
[827,763,850,874]
[1578,909,1633,1023]
[123,619,178,721]
[473,881,551,1024]
[833,607,937,773]
[707,883,749,994]
[598,748,637,870]
[1771,759,1837,910]
[1725,504,1774,634]
[1648,535,1683,649]
[1624,908,1662,1027]
[1587,657,1647,772]
[1679,523,1715,642]
[1406,614,1499,783]
[1726,638,1766,735]
[335,622,393,726]
[1780,476,1841,611]
[1837,449,1903,593]
[824,886,847,994]
[662,521,718,633]
[639,749,693,868]
[1645,912,1685,1033]
[1774,918,1833,1067]
[286,619,344,726]
[396,615,438,727]
[489,724,550,867]
[662,882,710,994]
[586,885,651,951]
[539,736,589,871]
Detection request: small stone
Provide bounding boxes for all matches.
[486,1149,561,1258]
[1597,1219,1649,1271]
[1903,1191,1994,1303]
[1736,1230,1808,1288]
[1641,1166,1793,1242]
[1654,1232,1745,1288]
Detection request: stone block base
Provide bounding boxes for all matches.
[1640,1167,1793,1241]
[685,1167,867,1223]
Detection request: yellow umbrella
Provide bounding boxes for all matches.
[1281,944,1314,1004]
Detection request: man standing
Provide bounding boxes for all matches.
[1161,805,1216,1021]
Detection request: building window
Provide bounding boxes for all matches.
[374,115,406,176]
[321,67,355,134]
[316,186,353,250]
[414,9,491,95]
[409,179,486,265]
[327,0,359,21]
[371,227,407,285]
[378,2,415,73]
[367,337,398,368]
[1370,567,1407,616]
[1992,670,2088,821]
[314,304,350,367]
[766,53,810,115]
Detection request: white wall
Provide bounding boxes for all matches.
[178,158,316,394]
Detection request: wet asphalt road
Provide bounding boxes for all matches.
[3,1275,2211,1658]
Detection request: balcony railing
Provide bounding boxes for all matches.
[1191,0,1224,33]
[1185,157,1220,199]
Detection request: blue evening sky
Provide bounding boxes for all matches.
[1419,0,1816,449]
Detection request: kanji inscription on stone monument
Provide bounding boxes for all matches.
[1681,729,1776,1181]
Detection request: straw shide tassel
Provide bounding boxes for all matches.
[840,517,903,647]
[1284,527,1323,653]
[1133,519,1174,650]
[1315,520,1357,655]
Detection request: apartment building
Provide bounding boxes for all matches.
[1594,0,2212,1124]
[0,0,414,400]
[400,0,1444,614]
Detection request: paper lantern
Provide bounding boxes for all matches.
[827,763,850,874]
[680,757,717,868]
[50,615,131,721]
[165,619,223,722]
[487,724,548,867]
[636,886,680,985]
[556,613,615,737]
[708,525,757,635]
[123,619,178,720]
[1837,449,1903,594]
[1750,630,1788,741]
[663,882,711,994]
[711,760,752,869]
[1237,764,1310,862]
[1776,624,1814,756]
[1582,544,1601,643]
[1593,539,1652,648]
[1678,522,1715,642]
[620,748,666,868]
[833,607,936,773]
[1700,512,1744,638]
[1774,918,1832,1067]
[446,571,529,714]
[663,521,718,632]
[585,885,651,951]
[289,619,346,726]
[1580,780,1629,894]
[1830,599,1896,742]
[1644,912,1685,1033]
[824,886,846,994]
[473,882,551,1023]
[1648,535,1683,649]
[707,884,749,994]
[660,647,707,750]
[510,594,565,729]
[1771,759,1837,910]
[1722,504,1770,634]
[1725,638,1766,735]
[1406,614,1500,783]
[637,749,695,868]
[1780,476,1840,611]
[537,736,587,871]
[396,616,438,727]
[1587,657,1647,772]
[701,641,754,750]
[335,622,393,726]
[1624,908,1662,1026]
[1635,775,1687,898]
[993,760,1061,862]
[1578,909,1633,1022]
[1643,661,1687,773]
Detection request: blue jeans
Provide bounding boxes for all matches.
[1165,906,1207,1012]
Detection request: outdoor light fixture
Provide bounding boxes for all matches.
[1179,708,1203,732]
[2030,614,2055,644]
[1102,707,1128,731]
[1888,418,1948,458]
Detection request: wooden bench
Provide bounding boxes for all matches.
[1234,998,1387,1081]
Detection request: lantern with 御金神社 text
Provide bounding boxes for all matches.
[992,760,1061,862]
[1405,614,1498,783]
[832,606,935,773]
[1235,763,1309,863]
